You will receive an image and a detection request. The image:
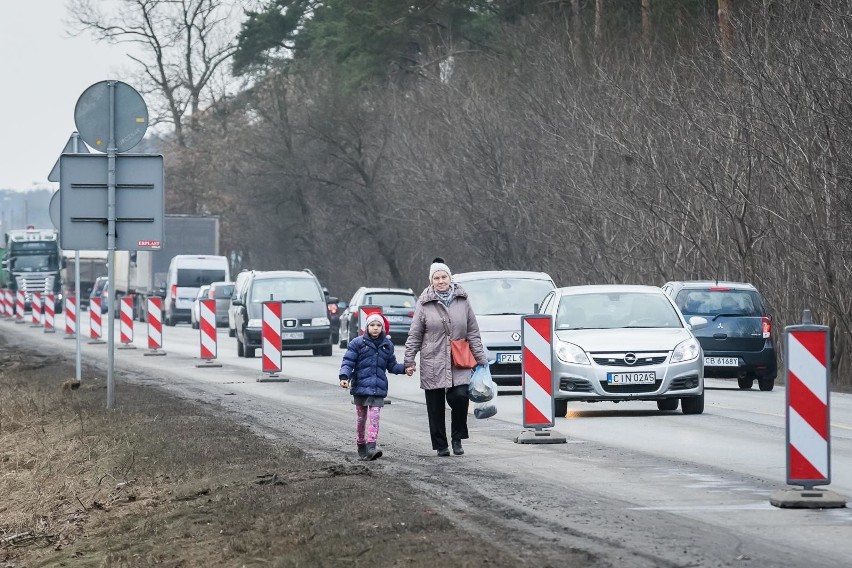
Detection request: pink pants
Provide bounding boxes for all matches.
[355,405,381,444]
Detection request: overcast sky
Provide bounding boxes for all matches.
[0,1,137,193]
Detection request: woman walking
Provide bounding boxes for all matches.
[404,258,488,456]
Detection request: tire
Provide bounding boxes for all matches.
[657,398,679,411]
[681,393,705,415]
[758,378,775,392]
[313,345,333,357]
[245,344,256,358]
[236,337,244,357]
[191,321,198,330]
[553,399,568,418]
[737,377,754,390]
[228,326,235,338]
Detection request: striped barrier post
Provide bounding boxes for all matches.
[64,296,77,338]
[118,297,136,349]
[258,301,288,382]
[30,293,42,327]
[6,289,14,318]
[43,294,55,333]
[770,310,846,508]
[196,299,221,367]
[15,290,25,323]
[89,298,105,344]
[515,314,565,444]
[144,297,166,356]
[0,288,7,318]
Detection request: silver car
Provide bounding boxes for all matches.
[537,285,708,416]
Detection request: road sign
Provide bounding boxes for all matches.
[59,153,164,251]
[48,133,89,182]
[48,190,60,230]
[74,81,148,153]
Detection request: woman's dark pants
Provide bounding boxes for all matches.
[424,384,469,450]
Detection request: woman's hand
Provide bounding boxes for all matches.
[339,379,350,389]
[405,366,416,376]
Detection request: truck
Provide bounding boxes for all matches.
[2,226,63,313]
[113,214,220,321]
[60,250,108,310]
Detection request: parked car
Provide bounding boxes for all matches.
[662,280,777,391]
[190,285,211,329]
[538,284,708,417]
[228,270,256,337]
[89,276,109,314]
[164,254,230,326]
[338,287,417,347]
[233,269,333,357]
[453,270,556,386]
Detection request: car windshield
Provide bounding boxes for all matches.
[177,269,227,287]
[556,292,683,330]
[461,278,554,316]
[252,278,321,303]
[675,289,762,317]
[362,292,416,308]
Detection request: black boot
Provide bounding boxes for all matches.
[366,442,383,461]
[452,439,464,455]
[357,443,368,460]
[436,447,450,457]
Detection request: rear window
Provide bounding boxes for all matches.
[213,285,234,299]
[363,292,416,308]
[176,269,227,287]
[251,278,323,303]
[675,289,763,317]
[460,278,554,316]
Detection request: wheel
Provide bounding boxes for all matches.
[553,399,568,418]
[236,336,244,357]
[228,326,235,337]
[737,377,754,390]
[657,398,679,411]
[245,344,256,358]
[313,345,333,357]
[191,320,198,330]
[758,378,775,392]
[681,393,705,415]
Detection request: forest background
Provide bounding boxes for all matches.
[60,0,852,386]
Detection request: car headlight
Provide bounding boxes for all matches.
[311,317,330,326]
[671,338,700,363]
[555,341,590,365]
[247,319,262,329]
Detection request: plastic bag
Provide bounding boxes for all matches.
[474,398,497,419]
[468,364,496,403]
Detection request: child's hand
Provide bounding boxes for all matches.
[339,379,349,389]
[405,366,415,376]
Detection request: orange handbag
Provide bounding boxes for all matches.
[442,319,477,369]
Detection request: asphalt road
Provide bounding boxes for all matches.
[3,313,851,567]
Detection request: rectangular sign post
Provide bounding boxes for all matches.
[516,314,565,444]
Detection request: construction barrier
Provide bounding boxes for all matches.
[0,288,7,318]
[144,297,166,356]
[89,298,105,343]
[118,297,136,349]
[516,314,565,444]
[196,299,221,367]
[15,290,25,322]
[43,294,55,333]
[258,301,287,382]
[64,296,77,338]
[30,293,42,327]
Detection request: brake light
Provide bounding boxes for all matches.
[407,310,414,318]
[709,287,731,291]
[208,289,215,299]
[762,316,771,338]
[171,284,177,300]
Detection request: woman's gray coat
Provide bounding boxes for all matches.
[404,284,488,390]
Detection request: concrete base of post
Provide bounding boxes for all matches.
[196,359,223,368]
[770,488,847,509]
[514,429,567,444]
[143,349,167,356]
[258,373,289,383]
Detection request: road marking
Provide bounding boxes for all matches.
[710,403,852,431]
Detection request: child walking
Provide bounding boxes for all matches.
[339,313,411,460]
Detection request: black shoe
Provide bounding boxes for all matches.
[452,440,464,456]
[436,447,450,457]
[366,442,383,461]
[357,443,368,460]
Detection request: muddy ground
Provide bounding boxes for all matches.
[0,335,598,567]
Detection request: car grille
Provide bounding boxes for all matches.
[491,362,521,378]
[599,380,662,394]
[669,375,700,390]
[592,354,667,367]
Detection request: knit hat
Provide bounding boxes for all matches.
[429,256,452,281]
[364,312,389,334]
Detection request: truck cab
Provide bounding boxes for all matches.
[3,226,63,313]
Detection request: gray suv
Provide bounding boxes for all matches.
[233,270,333,357]
[453,270,556,386]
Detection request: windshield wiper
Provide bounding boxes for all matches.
[280,299,313,303]
[712,313,740,321]
[481,312,522,316]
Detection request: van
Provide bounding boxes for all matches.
[164,255,230,326]
[453,270,556,386]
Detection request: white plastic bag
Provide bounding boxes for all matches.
[468,364,496,403]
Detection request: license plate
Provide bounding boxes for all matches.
[497,353,522,364]
[387,315,403,323]
[704,357,739,367]
[607,372,656,385]
[282,332,304,340]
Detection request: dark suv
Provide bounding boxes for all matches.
[662,280,777,391]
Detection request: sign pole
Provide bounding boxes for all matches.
[106,81,117,410]
[73,133,83,385]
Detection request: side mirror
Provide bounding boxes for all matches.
[232,298,243,306]
[688,316,708,331]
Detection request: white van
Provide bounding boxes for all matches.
[164,255,230,326]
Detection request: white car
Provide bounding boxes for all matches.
[190,285,211,329]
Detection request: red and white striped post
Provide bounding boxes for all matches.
[88,298,105,344]
[15,290,25,323]
[30,293,42,327]
[64,295,77,338]
[118,297,136,349]
[258,300,288,382]
[144,297,166,356]
[196,299,222,367]
[771,310,846,508]
[43,294,55,333]
[516,314,565,444]
[0,288,7,318]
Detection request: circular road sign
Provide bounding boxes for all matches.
[74,80,149,153]
[49,190,60,230]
